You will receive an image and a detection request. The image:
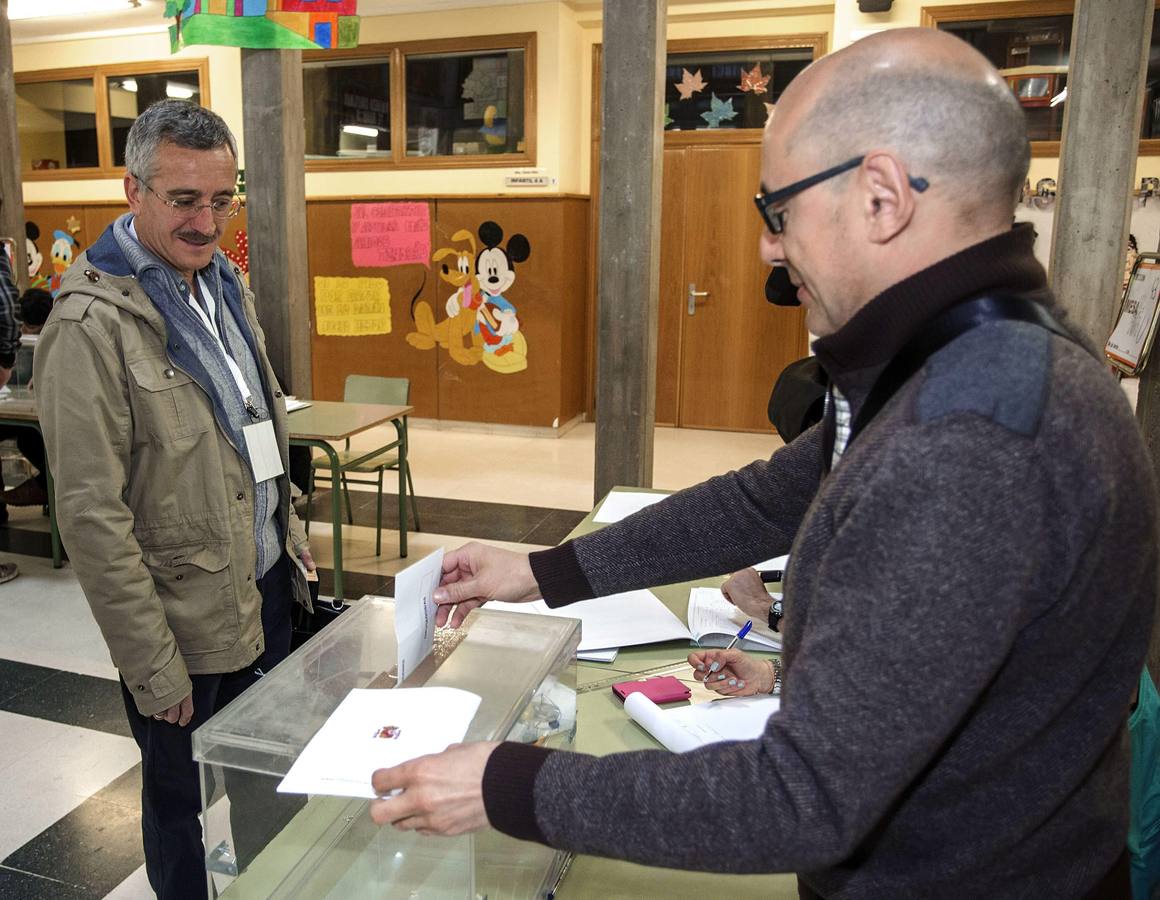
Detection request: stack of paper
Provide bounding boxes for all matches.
[624,691,780,752]
[277,687,481,799]
[592,491,671,524]
[688,588,781,651]
[490,589,693,659]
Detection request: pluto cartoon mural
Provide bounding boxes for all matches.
[407,220,530,374]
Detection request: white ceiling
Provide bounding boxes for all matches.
[8,0,558,44]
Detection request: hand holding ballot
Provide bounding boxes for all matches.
[690,648,777,697]
[369,740,499,836]
[433,541,540,627]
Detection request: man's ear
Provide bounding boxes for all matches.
[860,152,915,244]
[124,173,143,214]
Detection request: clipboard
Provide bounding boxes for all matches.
[1106,252,1160,376]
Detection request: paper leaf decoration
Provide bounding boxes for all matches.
[664,103,673,128]
[738,63,771,95]
[701,94,738,128]
[675,68,707,101]
[169,1,360,52]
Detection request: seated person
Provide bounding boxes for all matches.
[0,289,52,513]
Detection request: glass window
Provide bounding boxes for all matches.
[664,48,812,132]
[108,71,202,167]
[304,58,391,159]
[404,49,526,157]
[15,79,99,170]
[940,14,1160,142]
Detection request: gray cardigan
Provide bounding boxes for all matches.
[482,226,1157,899]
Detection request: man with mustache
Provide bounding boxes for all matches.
[367,29,1151,899]
[34,100,314,900]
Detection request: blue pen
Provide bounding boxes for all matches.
[704,620,752,683]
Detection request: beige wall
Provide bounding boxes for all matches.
[12,0,1157,201]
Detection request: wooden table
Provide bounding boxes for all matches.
[0,389,62,568]
[555,487,797,899]
[287,400,413,603]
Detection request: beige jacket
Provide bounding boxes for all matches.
[35,249,310,716]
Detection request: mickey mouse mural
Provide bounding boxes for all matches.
[25,222,49,291]
[474,221,529,374]
[407,220,530,375]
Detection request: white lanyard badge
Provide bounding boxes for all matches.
[188,276,283,482]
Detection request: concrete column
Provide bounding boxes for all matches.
[0,0,27,294]
[1049,0,1153,347]
[240,49,312,396]
[593,0,665,503]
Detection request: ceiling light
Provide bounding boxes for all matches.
[120,79,138,93]
[342,124,379,138]
[166,82,195,100]
[8,0,140,20]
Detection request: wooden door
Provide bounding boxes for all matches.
[669,145,808,432]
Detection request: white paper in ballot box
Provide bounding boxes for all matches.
[277,687,482,799]
[393,548,444,684]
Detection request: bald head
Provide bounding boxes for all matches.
[770,28,1029,225]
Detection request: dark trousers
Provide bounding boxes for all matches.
[120,554,294,900]
[0,424,47,491]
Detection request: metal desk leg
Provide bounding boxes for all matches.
[395,419,407,558]
[306,440,344,605]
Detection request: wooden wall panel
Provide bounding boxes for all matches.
[430,198,570,428]
[655,148,687,427]
[305,200,439,414]
[557,198,589,425]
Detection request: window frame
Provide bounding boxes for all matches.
[15,58,211,181]
[921,0,1160,156]
[303,31,537,171]
[591,34,829,149]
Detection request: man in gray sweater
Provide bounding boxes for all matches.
[367,28,1154,899]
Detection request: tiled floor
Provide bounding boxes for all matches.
[0,421,777,899]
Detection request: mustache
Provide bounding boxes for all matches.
[176,230,217,246]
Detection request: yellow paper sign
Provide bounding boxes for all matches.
[314,276,392,336]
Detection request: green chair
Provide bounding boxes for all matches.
[305,375,420,557]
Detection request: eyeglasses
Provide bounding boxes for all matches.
[754,155,929,235]
[133,175,241,222]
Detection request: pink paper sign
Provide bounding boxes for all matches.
[350,202,431,268]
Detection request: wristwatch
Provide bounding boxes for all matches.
[768,598,783,633]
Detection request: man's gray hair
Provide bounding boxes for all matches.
[791,68,1030,218]
[124,99,238,182]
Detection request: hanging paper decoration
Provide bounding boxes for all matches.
[165,0,360,53]
[674,68,707,101]
[663,104,673,128]
[701,94,738,128]
[738,63,771,95]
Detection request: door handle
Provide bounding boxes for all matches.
[687,283,709,316]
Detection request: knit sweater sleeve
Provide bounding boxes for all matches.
[529,423,823,606]
[487,416,1065,873]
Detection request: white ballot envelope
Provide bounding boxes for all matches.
[393,548,445,684]
[277,687,481,799]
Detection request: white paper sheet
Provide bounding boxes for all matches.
[489,590,692,651]
[284,396,312,412]
[577,647,619,663]
[393,548,444,684]
[688,587,781,651]
[752,553,789,573]
[592,491,670,524]
[624,691,780,753]
[277,687,481,799]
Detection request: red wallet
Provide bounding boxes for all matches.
[612,675,691,703]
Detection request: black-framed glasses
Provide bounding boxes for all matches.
[133,174,241,222]
[753,155,930,235]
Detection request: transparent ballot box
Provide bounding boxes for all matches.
[192,598,580,899]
